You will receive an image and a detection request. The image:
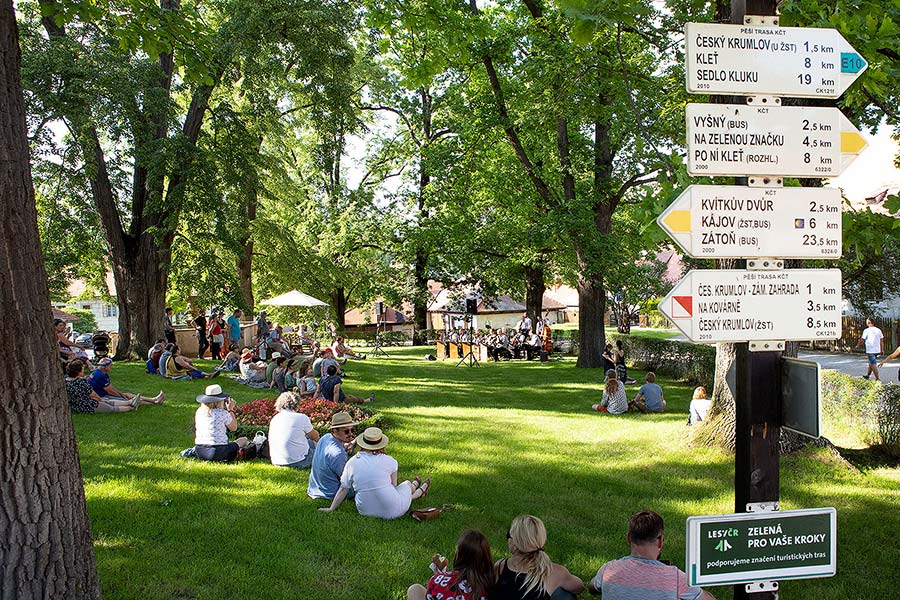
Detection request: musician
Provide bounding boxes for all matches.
[517,313,533,335]
[541,321,553,361]
[526,331,542,361]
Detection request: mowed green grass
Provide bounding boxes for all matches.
[73,348,900,599]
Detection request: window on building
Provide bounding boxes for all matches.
[104,304,117,318]
[82,304,91,310]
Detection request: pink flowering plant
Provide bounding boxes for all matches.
[233,396,378,435]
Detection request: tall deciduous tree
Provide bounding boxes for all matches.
[0,1,100,595]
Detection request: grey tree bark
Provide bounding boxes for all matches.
[0,2,101,596]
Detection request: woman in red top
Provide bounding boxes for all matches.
[207,313,225,360]
[407,530,494,600]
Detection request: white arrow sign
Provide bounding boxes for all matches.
[686,104,867,177]
[686,22,867,98]
[658,186,842,259]
[659,269,842,343]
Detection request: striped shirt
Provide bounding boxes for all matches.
[601,381,628,414]
[591,556,702,600]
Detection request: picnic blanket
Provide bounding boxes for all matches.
[227,374,270,389]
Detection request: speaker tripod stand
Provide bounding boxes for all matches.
[456,322,480,368]
[371,318,390,358]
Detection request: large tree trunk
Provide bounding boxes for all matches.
[331,287,347,330]
[524,265,545,328]
[413,248,429,343]
[0,4,101,596]
[576,251,607,369]
[413,87,432,345]
[236,184,257,314]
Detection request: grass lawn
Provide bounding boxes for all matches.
[73,348,899,599]
[550,324,681,341]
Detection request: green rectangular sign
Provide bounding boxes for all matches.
[686,508,836,586]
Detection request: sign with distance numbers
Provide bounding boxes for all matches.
[658,269,842,343]
[686,22,867,98]
[686,104,867,177]
[658,185,842,259]
[686,508,837,586]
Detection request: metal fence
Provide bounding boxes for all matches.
[801,316,900,353]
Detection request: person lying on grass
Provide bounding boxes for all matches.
[589,510,715,600]
[319,427,430,519]
[268,391,320,469]
[307,411,358,500]
[494,515,584,600]
[88,357,165,406]
[592,369,628,414]
[314,364,374,404]
[193,384,249,462]
[407,529,494,600]
[166,345,219,380]
[65,359,139,414]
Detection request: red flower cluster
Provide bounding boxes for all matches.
[233,396,374,429]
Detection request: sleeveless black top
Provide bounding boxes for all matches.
[493,559,551,600]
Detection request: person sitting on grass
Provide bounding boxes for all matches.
[631,372,666,413]
[407,529,495,600]
[593,369,628,415]
[332,336,366,360]
[268,391,320,469]
[65,359,138,414]
[217,345,242,373]
[88,357,165,406]
[589,510,715,600]
[166,345,219,380]
[319,427,430,519]
[239,348,268,383]
[265,352,282,384]
[307,412,358,500]
[313,347,343,378]
[54,319,91,366]
[601,343,616,372]
[192,384,249,462]
[615,340,637,384]
[270,356,289,393]
[688,386,711,426]
[315,364,374,404]
[494,515,584,600]
[146,338,166,374]
[297,366,317,398]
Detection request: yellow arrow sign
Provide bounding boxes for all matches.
[841,131,867,154]
[663,210,691,233]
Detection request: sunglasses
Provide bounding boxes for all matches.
[337,427,354,435]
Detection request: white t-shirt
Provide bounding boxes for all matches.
[862,326,884,354]
[268,410,314,465]
[341,452,397,492]
[194,407,233,445]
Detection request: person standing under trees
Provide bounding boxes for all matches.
[1,4,101,593]
[227,309,243,349]
[856,318,884,381]
[207,312,224,360]
[164,307,176,344]
[193,311,209,359]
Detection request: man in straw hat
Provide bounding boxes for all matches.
[307,411,359,500]
[319,427,431,519]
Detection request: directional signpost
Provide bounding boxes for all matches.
[658,186,842,259]
[686,104,867,177]
[686,508,837,587]
[658,269,842,344]
[685,22,867,98]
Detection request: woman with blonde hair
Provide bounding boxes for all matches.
[689,386,712,425]
[494,515,584,600]
[192,384,249,461]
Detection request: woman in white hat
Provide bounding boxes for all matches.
[193,384,249,462]
[319,427,430,519]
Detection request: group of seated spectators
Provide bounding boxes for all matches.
[593,370,666,415]
[65,357,165,414]
[407,511,715,600]
[146,340,220,380]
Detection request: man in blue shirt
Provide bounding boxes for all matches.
[88,358,165,406]
[631,372,666,413]
[307,412,358,500]
[226,309,242,349]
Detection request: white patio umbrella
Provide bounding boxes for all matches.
[260,290,330,332]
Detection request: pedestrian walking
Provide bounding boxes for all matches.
[855,317,884,381]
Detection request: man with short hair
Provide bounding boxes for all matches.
[631,372,666,413]
[517,312,533,335]
[256,310,269,342]
[856,317,884,380]
[314,365,373,404]
[192,311,209,359]
[164,307,176,344]
[226,309,242,349]
[589,510,715,600]
[307,412,358,499]
[88,358,165,406]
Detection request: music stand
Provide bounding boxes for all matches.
[456,314,480,368]
[371,303,390,358]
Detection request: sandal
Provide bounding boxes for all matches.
[411,476,421,489]
[419,477,431,497]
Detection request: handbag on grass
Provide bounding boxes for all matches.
[412,504,452,522]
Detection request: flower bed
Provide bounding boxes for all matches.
[232,396,380,438]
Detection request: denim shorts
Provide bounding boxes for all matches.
[868,353,879,366]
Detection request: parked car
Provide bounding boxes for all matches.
[74,332,93,347]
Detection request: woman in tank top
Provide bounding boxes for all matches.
[493,515,584,600]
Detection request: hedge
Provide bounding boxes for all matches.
[607,333,716,386]
[821,371,900,456]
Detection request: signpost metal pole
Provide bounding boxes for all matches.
[730,2,779,600]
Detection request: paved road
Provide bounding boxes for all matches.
[799,350,900,381]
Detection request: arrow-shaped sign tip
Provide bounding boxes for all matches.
[841,131,867,154]
[663,210,691,233]
[840,52,867,74]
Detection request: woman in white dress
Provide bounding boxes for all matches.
[319,427,431,519]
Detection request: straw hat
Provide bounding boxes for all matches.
[196,384,230,404]
[355,427,388,450]
[330,412,359,429]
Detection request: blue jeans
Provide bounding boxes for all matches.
[868,353,879,366]
[281,438,317,469]
[550,588,577,600]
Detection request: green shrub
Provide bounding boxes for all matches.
[877,384,900,457]
[820,371,900,455]
[607,333,716,386]
[66,307,98,333]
